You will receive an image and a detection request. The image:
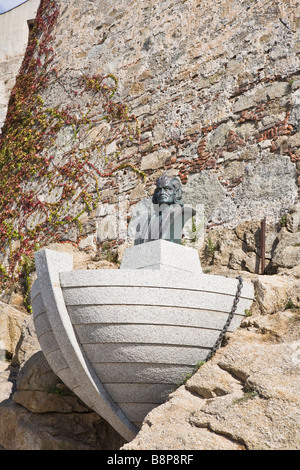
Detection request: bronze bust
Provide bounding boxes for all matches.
[152,174,183,207]
[134,174,195,245]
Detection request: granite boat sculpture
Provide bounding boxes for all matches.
[31,239,254,442]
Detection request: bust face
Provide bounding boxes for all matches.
[152,174,183,207]
[155,180,175,205]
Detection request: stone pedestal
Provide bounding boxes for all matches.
[120,239,202,273]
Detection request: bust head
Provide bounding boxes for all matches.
[152,174,183,207]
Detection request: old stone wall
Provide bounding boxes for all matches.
[0,0,299,287]
[48,0,300,231]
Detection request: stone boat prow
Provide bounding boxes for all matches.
[32,249,138,442]
[32,241,254,441]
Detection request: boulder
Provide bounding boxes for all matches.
[11,315,40,367]
[0,302,28,358]
[0,351,125,450]
[252,273,300,314]
[286,203,300,233]
[13,351,90,414]
[123,309,300,450]
[0,399,124,450]
[272,230,300,270]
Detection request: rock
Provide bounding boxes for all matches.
[234,154,297,206]
[189,392,299,451]
[228,248,258,273]
[290,87,300,125]
[87,260,117,269]
[187,363,242,399]
[272,230,300,269]
[123,309,300,450]
[41,242,75,254]
[206,123,233,150]
[140,149,171,170]
[201,207,300,275]
[15,351,56,392]
[78,235,96,250]
[0,352,125,450]
[252,274,300,314]
[200,218,279,273]
[13,390,90,414]
[0,308,126,450]
[286,203,300,233]
[280,264,300,278]
[13,352,90,414]
[234,218,279,258]
[182,172,227,221]
[9,293,25,309]
[41,242,95,270]
[233,82,289,113]
[11,315,40,367]
[0,400,124,450]
[129,182,146,201]
[123,386,243,450]
[203,204,300,274]
[0,302,28,358]
[0,360,17,403]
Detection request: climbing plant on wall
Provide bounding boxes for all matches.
[0,0,140,308]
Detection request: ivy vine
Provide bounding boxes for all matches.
[0,0,141,308]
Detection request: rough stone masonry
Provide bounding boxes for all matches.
[15,0,298,254]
